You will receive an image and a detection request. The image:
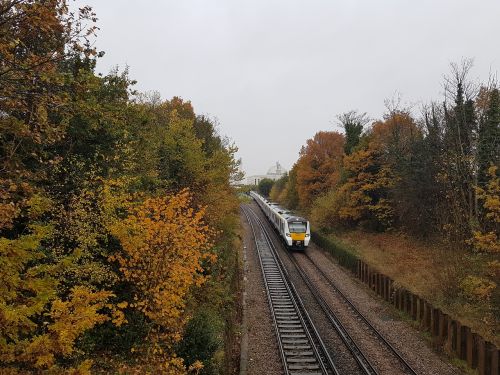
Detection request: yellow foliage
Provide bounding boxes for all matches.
[470,231,500,253]
[470,165,500,253]
[1,284,113,372]
[460,275,497,302]
[26,193,54,220]
[337,147,396,228]
[487,260,500,278]
[0,195,115,373]
[479,166,500,224]
[48,287,113,357]
[187,360,204,374]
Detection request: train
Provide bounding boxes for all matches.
[250,191,311,250]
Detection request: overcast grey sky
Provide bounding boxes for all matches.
[73,0,500,177]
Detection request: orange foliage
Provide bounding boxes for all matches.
[109,189,215,369]
[370,112,420,153]
[295,131,344,209]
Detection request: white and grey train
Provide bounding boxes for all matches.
[250,191,311,250]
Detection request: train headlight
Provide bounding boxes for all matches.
[305,234,310,237]
[285,233,290,237]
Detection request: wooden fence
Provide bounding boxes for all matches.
[357,260,499,375]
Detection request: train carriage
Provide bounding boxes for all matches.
[249,191,310,250]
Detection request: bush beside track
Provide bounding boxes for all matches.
[311,230,358,274]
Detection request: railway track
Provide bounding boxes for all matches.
[245,205,376,375]
[300,253,418,375]
[241,205,339,375]
[246,202,419,375]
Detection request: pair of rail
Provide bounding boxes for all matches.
[242,204,417,375]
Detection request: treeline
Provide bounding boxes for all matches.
[1,1,240,374]
[271,61,499,316]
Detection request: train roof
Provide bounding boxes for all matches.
[251,191,308,223]
[273,207,307,222]
[285,216,307,222]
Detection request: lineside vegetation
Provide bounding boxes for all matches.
[0,1,241,373]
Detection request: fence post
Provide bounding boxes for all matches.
[464,327,474,367]
[430,308,437,337]
[384,277,389,301]
[438,312,447,344]
[404,291,411,314]
[477,336,485,375]
[409,293,416,319]
[456,321,463,359]
[387,277,392,301]
[423,301,428,329]
[416,297,422,323]
[488,342,498,375]
[435,308,441,337]
[446,319,455,353]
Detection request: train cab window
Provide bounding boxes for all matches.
[288,221,307,233]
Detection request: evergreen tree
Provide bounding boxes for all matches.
[258,178,274,197]
[337,111,369,155]
[478,88,500,187]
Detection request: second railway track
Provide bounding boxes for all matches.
[299,252,418,375]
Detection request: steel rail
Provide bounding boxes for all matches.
[241,205,339,375]
[301,252,419,375]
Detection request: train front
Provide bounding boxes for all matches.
[285,217,310,250]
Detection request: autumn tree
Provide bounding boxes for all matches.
[295,131,344,209]
[0,0,97,230]
[280,164,300,209]
[439,61,479,242]
[109,190,214,372]
[0,191,120,373]
[470,166,500,253]
[270,173,288,202]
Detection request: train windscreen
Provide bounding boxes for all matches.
[288,221,307,233]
